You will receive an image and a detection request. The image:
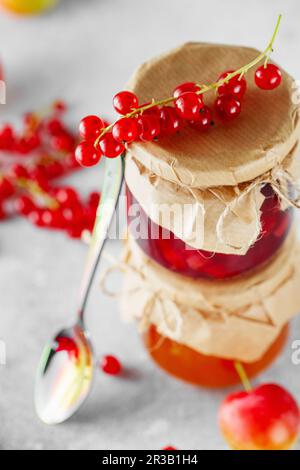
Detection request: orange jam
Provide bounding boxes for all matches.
[143,324,289,388]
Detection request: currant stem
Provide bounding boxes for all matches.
[234,361,252,392]
[94,14,282,148]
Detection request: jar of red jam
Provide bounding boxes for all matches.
[126,184,292,280]
[122,42,300,387]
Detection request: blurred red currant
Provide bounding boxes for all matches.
[113,91,139,115]
[175,92,203,120]
[75,141,102,167]
[137,114,160,141]
[112,117,139,143]
[79,115,104,140]
[45,118,64,136]
[15,195,35,216]
[55,187,79,206]
[51,133,75,153]
[217,70,247,100]
[101,355,122,375]
[255,64,282,90]
[159,106,182,136]
[10,164,29,179]
[99,132,125,158]
[0,178,15,199]
[215,95,241,120]
[173,81,200,98]
[0,124,15,150]
[189,105,213,131]
[88,191,101,208]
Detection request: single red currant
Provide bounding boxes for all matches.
[75,141,102,167]
[15,195,35,215]
[162,446,177,451]
[10,164,29,179]
[0,124,15,150]
[175,92,203,120]
[79,115,104,140]
[51,133,75,153]
[189,105,213,131]
[45,118,64,136]
[255,64,282,90]
[101,355,122,375]
[0,204,7,220]
[173,81,200,98]
[0,178,15,199]
[28,208,44,227]
[99,132,125,158]
[159,106,182,136]
[44,161,64,179]
[54,187,79,206]
[215,95,241,120]
[113,91,139,115]
[88,191,101,208]
[217,70,247,100]
[112,117,139,143]
[137,114,160,141]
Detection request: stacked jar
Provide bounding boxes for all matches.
[121,43,300,387]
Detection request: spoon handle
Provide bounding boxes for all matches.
[77,155,125,321]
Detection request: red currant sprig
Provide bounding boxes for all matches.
[75,15,283,167]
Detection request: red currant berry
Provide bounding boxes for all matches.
[217,70,247,100]
[189,105,213,131]
[0,124,15,150]
[159,106,182,136]
[137,114,160,141]
[79,115,104,140]
[112,117,139,143]
[215,95,241,120]
[162,446,177,451]
[75,141,102,167]
[255,64,282,90]
[45,118,64,136]
[113,91,139,115]
[55,187,79,206]
[28,208,44,227]
[88,191,101,208]
[173,81,200,98]
[44,161,64,179]
[0,178,15,199]
[67,224,85,239]
[175,92,203,120]
[15,195,35,215]
[51,133,75,153]
[101,355,122,375]
[10,164,29,179]
[99,132,125,158]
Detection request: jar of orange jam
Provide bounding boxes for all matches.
[123,41,300,387]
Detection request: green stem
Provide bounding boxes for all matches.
[94,14,282,148]
[234,361,252,392]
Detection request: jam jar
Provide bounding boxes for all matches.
[126,184,292,280]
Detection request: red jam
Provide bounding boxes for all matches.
[143,324,289,388]
[126,184,292,279]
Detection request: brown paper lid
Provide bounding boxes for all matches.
[127,43,300,188]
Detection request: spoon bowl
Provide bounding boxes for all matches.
[35,323,93,424]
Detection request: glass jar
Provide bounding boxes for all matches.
[143,324,289,387]
[126,184,292,280]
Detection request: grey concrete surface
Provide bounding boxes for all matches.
[0,0,300,450]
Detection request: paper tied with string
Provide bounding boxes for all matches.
[126,145,300,254]
[125,42,300,254]
[120,231,300,363]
